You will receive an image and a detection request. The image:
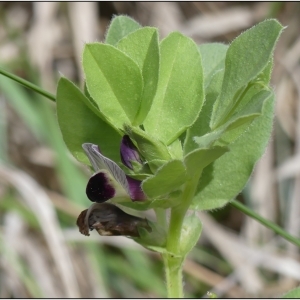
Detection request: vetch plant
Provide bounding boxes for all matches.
[63,16,283,297]
[3,15,300,298]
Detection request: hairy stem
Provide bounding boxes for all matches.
[162,253,184,298]
[163,178,199,298]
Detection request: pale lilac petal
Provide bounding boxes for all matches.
[82,143,105,171]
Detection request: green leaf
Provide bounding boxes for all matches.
[142,160,187,199]
[211,19,283,129]
[83,80,122,133]
[220,57,273,124]
[184,69,224,155]
[83,43,143,128]
[147,159,168,174]
[120,194,182,211]
[167,138,183,160]
[117,27,160,125]
[282,286,300,298]
[143,32,204,145]
[105,15,141,46]
[184,57,274,155]
[198,43,228,87]
[216,89,273,145]
[56,77,121,164]
[192,91,275,211]
[180,212,202,256]
[258,58,273,85]
[83,81,99,109]
[194,90,273,148]
[184,146,228,178]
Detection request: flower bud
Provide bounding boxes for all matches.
[120,135,142,170]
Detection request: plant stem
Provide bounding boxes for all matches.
[163,178,199,298]
[162,207,185,298]
[231,199,300,247]
[162,253,184,298]
[0,67,56,102]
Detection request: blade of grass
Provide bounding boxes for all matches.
[0,67,55,102]
[230,199,300,248]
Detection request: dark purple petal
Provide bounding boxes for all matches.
[83,143,146,202]
[126,176,146,201]
[86,172,115,203]
[83,143,130,194]
[120,135,142,170]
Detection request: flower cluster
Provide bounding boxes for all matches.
[77,135,150,237]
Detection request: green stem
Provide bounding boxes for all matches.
[163,178,199,298]
[162,254,184,298]
[0,67,56,102]
[163,205,186,298]
[167,205,187,255]
[231,200,300,247]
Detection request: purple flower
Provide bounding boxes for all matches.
[120,135,142,170]
[82,137,146,203]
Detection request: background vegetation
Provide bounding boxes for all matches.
[0,2,299,298]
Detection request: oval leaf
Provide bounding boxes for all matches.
[56,77,121,164]
[184,146,228,178]
[198,43,228,87]
[194,90,273,148]
[117,27,160,125]
[83,43,143,128]
[184,69,224,155]
[192,92,275,211]
[105,15,141,46]
[211,19,283,129]
[143,32,204,145]
[180,213,202,256]
[142,160,187,199]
